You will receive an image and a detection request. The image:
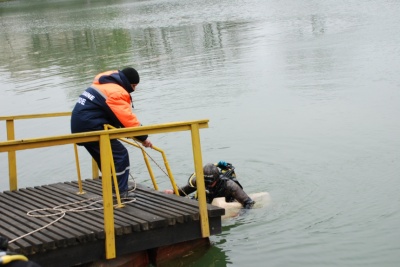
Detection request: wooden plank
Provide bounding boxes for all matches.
[82,179,199,222]
[67,181,172,229]
[0,194,54,254]
[52,183,162,233]
[134,193,196,222]
[3,190,96,244]
[134,185,200,212]
[0,192,62,244]
[80,179,220,224]
[135,184,225,217]
[65,181,169,230]
[36,184,122,237]
[21,187,109,238]
[130,199,181,225]
[52,182,142,233]
[0,214,36,255]
[126,183,200,217]
[110,208,144,232]
[28,186,108,236]
[13,188,102,240]
[133,187,200,219]
[112,204,168,230]
[0,203,64,250]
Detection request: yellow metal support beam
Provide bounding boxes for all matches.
[0,120,209,153]
[0,112,71,121]
[100,134,116,259]
[141,150,158,190]
[74,144,85,195]
[120,138,159,190]
[154,147,179,195]
[118,135,180,195]
[190,123,210,237]
[104,125,158,191]
[6,120,17,191]
[92,158,99,179]
[105,125,124,209]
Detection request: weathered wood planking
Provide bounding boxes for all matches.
[0,178,224,267]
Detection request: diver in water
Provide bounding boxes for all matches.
[164,161,255,209]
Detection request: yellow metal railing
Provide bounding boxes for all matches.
[104,124,180,196]
[0,113,210,259]
[1,112,71,190]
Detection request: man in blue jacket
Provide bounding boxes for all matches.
[71,67,152,198]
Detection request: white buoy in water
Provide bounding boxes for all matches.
[211,192,271,219]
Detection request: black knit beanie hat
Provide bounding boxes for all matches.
[121,67,140,84]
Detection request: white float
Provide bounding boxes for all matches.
[211,192,271,219]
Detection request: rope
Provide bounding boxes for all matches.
[128,139,195,199]
[8,140,168,245]
[9,179,137,244]
[130,138,171,178]
[131,140,196,199]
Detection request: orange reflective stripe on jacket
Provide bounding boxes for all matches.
[91,71,141,128]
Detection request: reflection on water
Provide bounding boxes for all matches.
[157,243,230,267]
[1,0,400,266]
[0,3,251,112]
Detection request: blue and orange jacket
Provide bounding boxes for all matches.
[71,70,147,141]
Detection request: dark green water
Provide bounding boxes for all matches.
[1,0,400,266]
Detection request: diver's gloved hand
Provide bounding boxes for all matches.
[243,198,255,209]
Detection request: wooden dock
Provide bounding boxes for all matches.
[0,179,224,266]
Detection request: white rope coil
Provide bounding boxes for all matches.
[9,189,136,244]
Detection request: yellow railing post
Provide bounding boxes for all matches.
[190,123,210,237]
[73,144,85,195]
[118,137,159,190]
[105,125,124,208]
[158,149,179,195]
[99,134,116,259]
[92,158,99,179]
[105,124,161,192]
[140,150,159,190]
[6,119,17,191]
